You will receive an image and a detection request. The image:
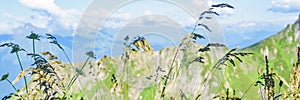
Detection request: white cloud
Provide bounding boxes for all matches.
[19,0,61,15]
[29,14,52,29]
[102,11,132,29]
[0,23,16,34]
[2,13,25,23]
[0,12,52,34]
[144,10,153,15]
[19,0,81,32]
[212,7,234,16]
[239,22,256,28]
[0,13,24,34]
[111,11,131,20]
[269,0,300,13]
[223,21,280,35]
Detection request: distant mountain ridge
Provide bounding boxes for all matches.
[246,14,300,49]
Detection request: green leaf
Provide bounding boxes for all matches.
[1,73,9,81]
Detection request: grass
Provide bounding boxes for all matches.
[0,2,299,100]
[0,31,299,99]
[0,43,28,94]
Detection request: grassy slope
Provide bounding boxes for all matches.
[65,18,299,99]
[238,16,300,99]
[20,16,299,100]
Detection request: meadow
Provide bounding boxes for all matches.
[1,3,300,100]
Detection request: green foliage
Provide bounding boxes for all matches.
[139,84,156,100]
[0,3,299,100]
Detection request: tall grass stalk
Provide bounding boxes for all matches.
[6,79,18,92]
[160,12,203,98]
[67,56,90,87]
[64,56,90,98]
[45,33,75,69]
[15,52,28,94]
[27,32,43,94]
[1,73,18,92]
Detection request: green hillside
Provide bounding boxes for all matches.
[240,14,300,99]
[58,15,299,99]
[5,15,300,100]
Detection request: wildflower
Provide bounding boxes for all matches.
[0,43,25,53]
[26,31,40,40]
[86,51,96,58]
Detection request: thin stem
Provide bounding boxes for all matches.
[180,89,188,100]
[80,57,90,71]
[196,60,222,99]
[32,39,43,92]
[15,52,28,94]
[63,57,90,98]
[191,19,201,34]
[160,44,181,97]
[6,79,18,92]
[62,50,74,69]
[122,52,128,87]
[161,17,201,98]
[67,57,90,88]
[32,39,36,58]
[241,83,255,99]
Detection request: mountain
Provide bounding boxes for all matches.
[12,15,300,99]
[244,14,300,82]
[239,14,300,98]
[60,15,298,99]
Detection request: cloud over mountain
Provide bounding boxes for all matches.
[269,0,300,13]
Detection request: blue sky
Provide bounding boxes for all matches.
[0,0,299,98]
